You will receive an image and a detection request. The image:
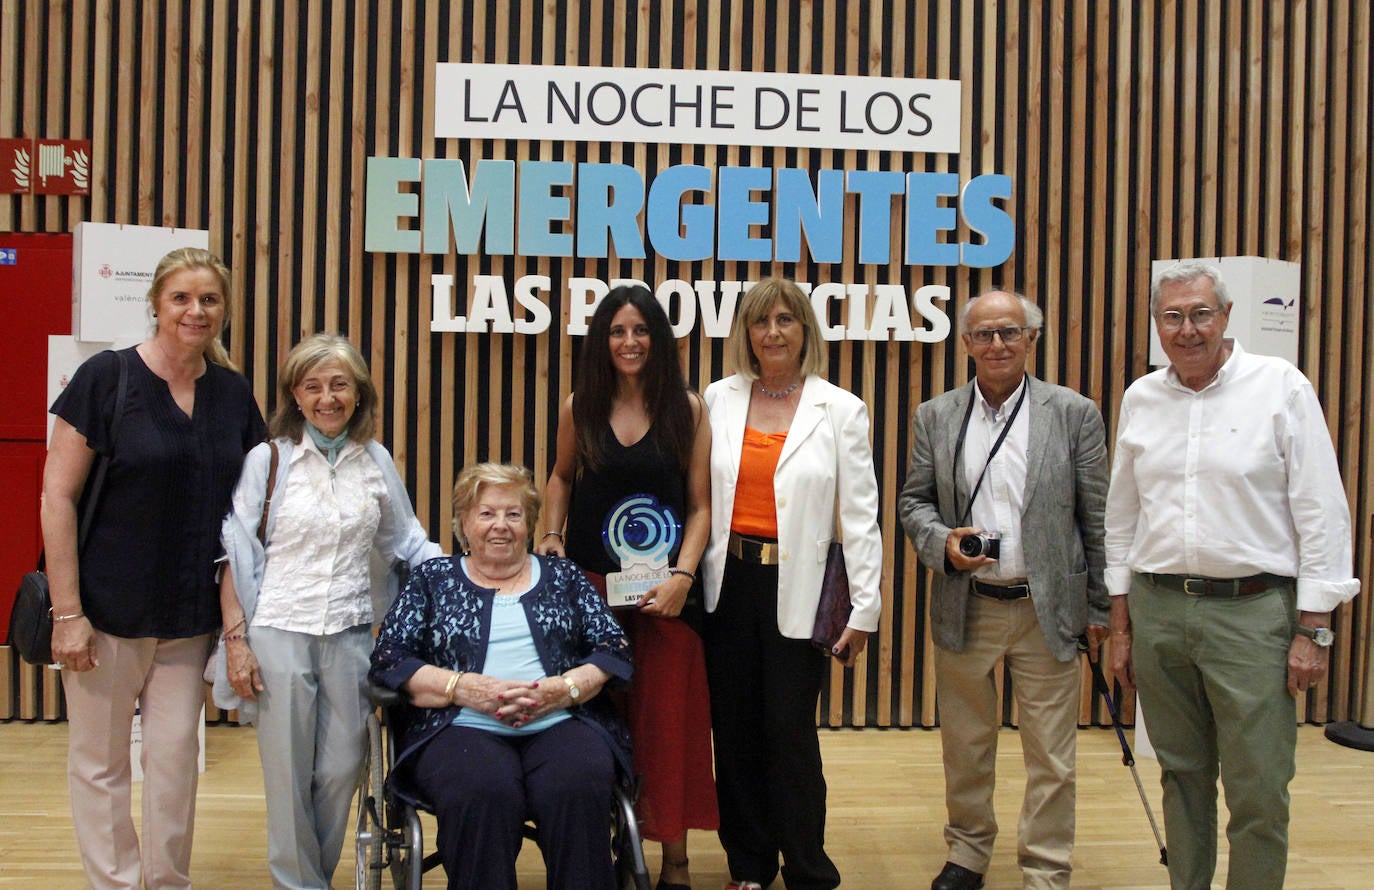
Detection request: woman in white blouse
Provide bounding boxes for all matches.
[217,334,441,890]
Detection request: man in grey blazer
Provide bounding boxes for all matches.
[898,290,1109,890]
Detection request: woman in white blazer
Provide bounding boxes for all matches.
[701,278,882,890]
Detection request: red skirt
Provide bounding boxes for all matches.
[585,571,720,841]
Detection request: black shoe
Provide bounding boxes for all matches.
[930,861,985,890]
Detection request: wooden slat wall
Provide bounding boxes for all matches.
[1,0,1370,729]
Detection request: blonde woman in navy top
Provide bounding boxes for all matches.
[43,248,265,889]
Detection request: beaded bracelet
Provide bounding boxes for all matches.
[222,630,249,643]
[667,567,696,582]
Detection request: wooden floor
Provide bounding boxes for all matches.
[1,722,1370,889]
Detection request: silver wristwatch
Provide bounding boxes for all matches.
[1295,625,1335,647]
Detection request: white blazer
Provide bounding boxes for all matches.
[702,374,883,639]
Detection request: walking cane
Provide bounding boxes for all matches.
[1077,636,1168,866]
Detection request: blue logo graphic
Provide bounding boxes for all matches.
[602,493,681,570]
[0,248,16,265]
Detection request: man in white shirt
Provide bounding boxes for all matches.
[899,290,1109,890]
[1104,260,1360,890]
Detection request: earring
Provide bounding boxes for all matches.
[296,404,302,413]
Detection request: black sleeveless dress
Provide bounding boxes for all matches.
[565,426,719,841]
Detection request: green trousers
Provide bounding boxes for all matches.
[1129,573,1297,890]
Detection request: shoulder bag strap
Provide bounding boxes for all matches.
[74,350,129,555]
[257,440,280,547]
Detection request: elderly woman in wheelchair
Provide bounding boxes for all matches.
[369,462,634,890]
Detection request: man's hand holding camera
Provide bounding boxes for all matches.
[945,526,1001,572]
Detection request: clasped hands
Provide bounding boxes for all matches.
[471,675,570,728]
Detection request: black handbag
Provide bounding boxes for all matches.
[6,351,128,665]
[9,567,55,665]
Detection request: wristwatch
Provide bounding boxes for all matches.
[1295,625,1335,647]
[561,674,581,701]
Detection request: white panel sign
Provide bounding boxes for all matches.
[73,222,209,342]
[47,335,138,445]
[1148,256,1300,367]
[436,63,962,154]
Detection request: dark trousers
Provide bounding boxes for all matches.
[704,555,840,890]
[411,719,617,890]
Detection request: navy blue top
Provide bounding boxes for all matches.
[50,347,265,639]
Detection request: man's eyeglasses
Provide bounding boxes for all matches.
[967,326,1030,345]
[1156,307,1221,330]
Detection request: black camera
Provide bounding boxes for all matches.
[959,531,1001,559]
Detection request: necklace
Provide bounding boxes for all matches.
[757,379,802,400]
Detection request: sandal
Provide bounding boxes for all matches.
[656,857,692,890]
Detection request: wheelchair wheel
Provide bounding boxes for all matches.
[612,783,651,890]
[355,711,386,890]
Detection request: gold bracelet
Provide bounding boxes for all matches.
[1111,630,1132,636]
[443,670,464,704]
[53,611,85,622]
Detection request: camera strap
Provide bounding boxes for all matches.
[953,376,1028,528]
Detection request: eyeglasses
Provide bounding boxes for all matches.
[1156,307,1221,330]
[967,326,1030,345]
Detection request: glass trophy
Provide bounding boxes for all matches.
[602,493,682,608]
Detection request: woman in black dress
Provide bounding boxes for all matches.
[538,285,717,890]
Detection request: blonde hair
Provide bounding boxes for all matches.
[451,463,541,552]
[725,277,827,380]
[146,247,237,371]
[269,333,378,442]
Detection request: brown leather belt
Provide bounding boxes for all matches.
[1146,572,1291,598]
[727,532,780,566]
[973,579,1030,600]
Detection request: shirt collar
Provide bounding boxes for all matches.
[292,431,364,465]
[973,376,1026,422]
[1164,338,1243,393]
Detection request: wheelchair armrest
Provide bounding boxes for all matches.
[369,681,406,710]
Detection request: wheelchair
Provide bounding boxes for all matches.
[355,684,651,889]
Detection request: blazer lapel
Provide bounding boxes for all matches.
[944,383,975,511]
[721,376,752,484]
[777,376,825,469]
[1022,376,1051,507]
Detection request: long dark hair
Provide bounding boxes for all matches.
[573,285,695,474]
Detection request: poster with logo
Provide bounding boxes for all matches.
[73,222,210,342]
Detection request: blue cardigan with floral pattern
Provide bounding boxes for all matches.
[369,553,633,809]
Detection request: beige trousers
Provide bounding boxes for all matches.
[934,594,1080,890]
[62,630,211,890]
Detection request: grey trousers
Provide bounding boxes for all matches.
[251,624,372,890]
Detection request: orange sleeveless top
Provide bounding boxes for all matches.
[730,427,787,537]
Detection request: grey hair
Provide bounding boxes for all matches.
[1150,260,1232,314]
[959,290,1045,333]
